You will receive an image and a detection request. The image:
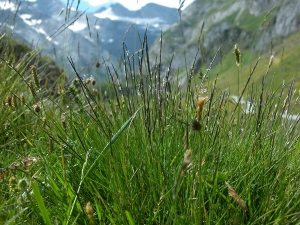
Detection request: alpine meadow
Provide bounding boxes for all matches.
[0,0,300,224]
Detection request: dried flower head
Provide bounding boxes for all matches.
[199,69,204,79]
[226,182,248,212]
[86,201,94,225]
[20,94,25,106]
[42,116,47,127]
[173,149,193,200]
[33,104,41,113]
[85,78,91,84]
[183,149,192,165]
[234,44,241,66]
[6,96,12,107]
[190,119,201,131]
[91,79,96,85]
[29,80,36,97]
[268,55,274,68]
[95,61,100,68]
[92,88,98,95]
[196,97,208,121]
[180,149,192,176]
[30,65,40,88]
[12,95,17,108]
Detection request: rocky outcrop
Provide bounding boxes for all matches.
[149,0,300,75]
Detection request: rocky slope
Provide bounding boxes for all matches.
[0,0,178,78]
[149,0,300,80]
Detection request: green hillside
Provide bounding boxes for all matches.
[203,30,300,113]
[150,0,300,103]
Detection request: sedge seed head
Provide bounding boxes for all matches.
[30,65,40,88]
[92,88,98,95]
[95,61,100,68]
[85,78,91,84]
[268,55,274,68]
[86,202,93,217]
[196,96,208,121]
[20,94,25,106]
[6,96,12,107]
[234,44,241,66]
[184,149,192,165]
[12,95,17,108]
[33,104,41,113]
[190,119,201,131]
[226,182,248,212]
[29,80,36,97]
[85,201,94,224]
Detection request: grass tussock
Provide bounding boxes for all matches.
[0,2,300,225]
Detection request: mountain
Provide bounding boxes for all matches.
[0,0,178,79]
[93,3,178,31]
[95,3,178,24]
[149,0,300,87]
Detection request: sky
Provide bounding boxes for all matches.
[59,0,195,12]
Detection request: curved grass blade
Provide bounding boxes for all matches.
[66,106,142,225]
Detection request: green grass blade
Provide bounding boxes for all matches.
[125,210,136,225]
[65,106,141,225]
[4,207,29,225]
[32,182,51,225]
[85,106,142,178]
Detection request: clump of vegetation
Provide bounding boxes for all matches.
[0,2,299,225]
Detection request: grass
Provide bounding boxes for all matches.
[0,2,300,225]
[208,29,300,113]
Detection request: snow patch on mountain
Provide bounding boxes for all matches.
[68,21,87,32]
[94,7,164,25]
[20,14,42,26]
[0,1,16,10]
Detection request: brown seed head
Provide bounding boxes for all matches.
[12,95,17,108]
[184,149,192,165]
[30,65,40,88]
[42,116,46,126]
[86,201,93,217]
[234,44,241,66]
[85,201,94,224]
[226,182,248,212]
[6,96,12,107]
[20,94,25,106]
[33,104,41,113]
[196,97,208,121]
[190,119,201,131]
[92,88,98,95]
[85,78,91,84]
[95,61,100,68]
[29,80,36,97]
[268,55,274,68]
